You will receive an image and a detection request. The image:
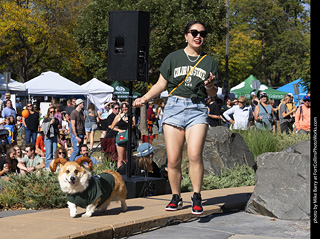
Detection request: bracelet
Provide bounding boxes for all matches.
[204,84,214,90]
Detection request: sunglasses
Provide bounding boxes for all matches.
[114,107,119,110]
[58,152,66,155]
[188,30,207,38]
[50,111,54,113]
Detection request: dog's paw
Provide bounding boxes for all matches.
[81,212,92,218]
[70,213,77,218]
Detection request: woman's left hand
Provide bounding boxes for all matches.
[204,72,215,88]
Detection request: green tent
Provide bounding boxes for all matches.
[230,75,288,100]
[111,81,140,99]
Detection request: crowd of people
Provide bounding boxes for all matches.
[0,87,311,181]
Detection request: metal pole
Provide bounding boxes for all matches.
[223,0,230,99]
[126,82,133,178]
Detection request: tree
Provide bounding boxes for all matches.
[229,0,310,88]
[74,0,226,84]
[0,0,89,82]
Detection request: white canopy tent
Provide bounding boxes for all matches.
[25,71,88,96]
[0,73,26,92]
[81,78,114,110]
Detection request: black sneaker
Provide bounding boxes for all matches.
[165,194,183,211]
[191,192,203,215]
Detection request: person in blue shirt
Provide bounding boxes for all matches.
[1,100,16,120]
[75,144,99,168]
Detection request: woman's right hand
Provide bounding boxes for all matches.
[133,96,147,108]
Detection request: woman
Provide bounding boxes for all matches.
[84,103,99,151]
[110,102,135,168]
[0,147,19,179]
[22,103,39,144]
[14,145,24,161]
[157,101,165,134]
[117,143,161,178]
[279,95,296,134]
[254,92,275,132]
[50,147,69,170]
[223,96,253,130]
[133,21,218,215]
[42,107,60,168]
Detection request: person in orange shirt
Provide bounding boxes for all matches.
[35,130,46,157]
[295,96,311,134]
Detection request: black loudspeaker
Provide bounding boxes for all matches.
[122,175,167,199]
[108,11,150,82]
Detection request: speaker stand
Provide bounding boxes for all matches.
[126,82,133,178]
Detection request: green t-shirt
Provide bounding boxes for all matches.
[66,173,115,208]
[21,155,43,168]
[159,49,219,99]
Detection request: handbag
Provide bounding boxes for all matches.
[260,104,275,125]
[116,130,128,145]
[168,54,207,96]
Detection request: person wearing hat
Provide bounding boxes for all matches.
[254,92,275,132]
[117,143,161,178]
[70,99,86,161]
[295,95,311,134]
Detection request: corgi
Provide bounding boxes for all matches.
[50,156,127,218]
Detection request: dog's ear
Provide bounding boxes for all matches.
[75,156,93,171]
[50,158,68,172]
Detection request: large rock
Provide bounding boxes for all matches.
[245,147,310,219]
[153,126,255,175]
[203,126,255,175]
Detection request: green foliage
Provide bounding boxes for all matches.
[181,164,255,193]
[238,129,310,160]
[74,0,226,83]
[0,171,67,210]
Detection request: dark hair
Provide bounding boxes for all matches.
[25,143,35,152]
[184,21,206,35]
[112,102,120,109]
[79,144,88,151]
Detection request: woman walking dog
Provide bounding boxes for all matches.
[134,21,219,215]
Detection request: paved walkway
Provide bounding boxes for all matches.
[0,186,253,239]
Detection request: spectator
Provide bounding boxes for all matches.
[65,98,76,136]
[97,102,110,138]
[17,143,45,175]
[295,95,311,134]
[101,102,120,162]
[84,103,99,151]
[157,101,165,134]
[14,145,24,161]
[279,95,296,134]
[206,97,220,127]
[42,107,60,168]
[75,144,99,167]
[22,103,39,144]
[0,147,19,179]
[110,102,135,168]
[221,98,234,127]
[70,99,86,161]
[254,92,274,131]
[223,96,253,130]
[35,129,46,157]
[286,93,296,130]
[8,115,17,143]
[16,97,22,116]
[54,105,63,127]
[117,143,161,177]
[4,118,15,144]
[1,99,16,120]
[147,102,155,135]
[49,147,69,170]
[250,91,259,113]
[0,93,3,115]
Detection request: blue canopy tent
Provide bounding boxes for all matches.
[276,78,307,106]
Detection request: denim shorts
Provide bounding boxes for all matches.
[162,96,208,130]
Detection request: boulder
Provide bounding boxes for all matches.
[282,140,310,156]
[245,148,310,219]
[152,126,255,175]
